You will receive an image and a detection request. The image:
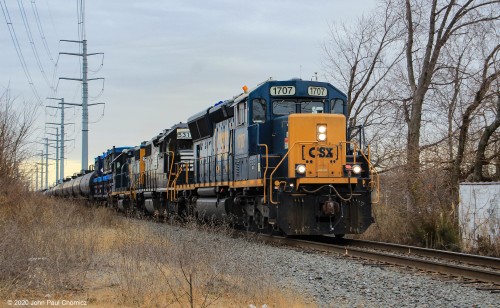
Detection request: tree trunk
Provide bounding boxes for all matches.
[472,95,500,181]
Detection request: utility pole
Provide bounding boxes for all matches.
[37,138,53,190]
[35,164,38,191]
[59,40,104,172]
[45,138,49,189]
[46,127,59,185]
[38,151,44,190]
[47,97,73,183]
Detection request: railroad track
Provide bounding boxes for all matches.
[245,233,500,286]
[120,211,500,286]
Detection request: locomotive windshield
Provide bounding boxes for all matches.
[272,99,325,115]
[300,100,324,113]
[273,100,296,115]
[331,98,345,114]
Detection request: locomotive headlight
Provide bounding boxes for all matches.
[352,164,362,174]
[317,125,327,134]
[317,125,327,141]
[296,164,306,174]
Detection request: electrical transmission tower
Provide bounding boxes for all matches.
[59,39,104,172]
[46,128,59,185]
[47,97,74,183]
[58,1,104,173]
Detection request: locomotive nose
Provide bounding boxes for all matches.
[287,113,347,180]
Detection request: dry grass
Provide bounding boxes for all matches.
[363,170,460,250]
[111,220,313,307]
[0,191,313,307]
[360,170,499,255]
[0,192,110,298]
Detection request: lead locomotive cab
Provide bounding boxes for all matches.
[184,78,378,236]
[245,80,377,236]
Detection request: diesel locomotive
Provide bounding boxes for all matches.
[47,78,379,236]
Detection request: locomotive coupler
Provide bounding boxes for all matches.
[322,197,340,216]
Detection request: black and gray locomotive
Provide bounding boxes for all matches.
[47,79,379,236]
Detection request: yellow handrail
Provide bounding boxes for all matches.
[166,151,175,202]
[258,144,269,204]
[268,141,315,204]
[341,141,380,203]
[172,164,185,201]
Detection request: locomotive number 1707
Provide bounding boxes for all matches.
[308,86,327,97]
[270,86,296,96]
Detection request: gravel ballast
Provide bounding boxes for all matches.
[147,222,499,307]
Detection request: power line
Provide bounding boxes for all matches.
[31,0,60,96]
[1,0,43,105]
[76,0,85,40]
[17,0,54,92]
[30,0,56,65]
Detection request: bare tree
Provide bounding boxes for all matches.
[0,88,38,191]
[402,0,500,207]
[450,43,500,186]
[322,0,404,130]
[472,93,500,180]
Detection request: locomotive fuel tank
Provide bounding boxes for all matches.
[195,197,232,220]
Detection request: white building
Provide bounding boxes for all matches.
[459,182,500,250]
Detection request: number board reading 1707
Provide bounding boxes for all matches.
[308,86,327,97]
[270,86,327,97]
[270,86,296,96]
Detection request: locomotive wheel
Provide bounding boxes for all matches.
[161,209,168,223]
[255,210,266,231]
[153,209,160,222]
[134,207,144,219]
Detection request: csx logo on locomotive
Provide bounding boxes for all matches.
[304,146,336,158]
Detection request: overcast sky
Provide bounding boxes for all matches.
[1,0,376,184]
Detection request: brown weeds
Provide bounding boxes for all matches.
[0,193,117,298]
[0,193,312,307]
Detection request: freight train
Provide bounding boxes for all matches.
[46,78,379,236]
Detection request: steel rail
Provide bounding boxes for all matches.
[345,239,500,270]
[310,237,500,270]
[251,234,500,284]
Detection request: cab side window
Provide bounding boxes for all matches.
[252,98,266,123]
[236,101,247,126]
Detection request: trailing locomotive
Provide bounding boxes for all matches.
[48,79,379,236]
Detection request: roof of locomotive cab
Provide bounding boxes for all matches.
[187,101,234,125]
[159,122,189,142]
[187,79,347,124]
[241,79,347,103]
[97,146,133,160]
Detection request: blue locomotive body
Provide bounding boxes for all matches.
[48,79,378,236]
